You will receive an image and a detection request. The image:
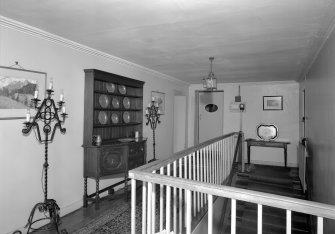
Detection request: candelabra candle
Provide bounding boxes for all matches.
[34,89,39,99]
[60,91,64,102]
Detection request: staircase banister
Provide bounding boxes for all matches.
[134,131,239,173]
[128,170,335,220]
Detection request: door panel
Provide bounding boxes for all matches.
[198,91,224,143]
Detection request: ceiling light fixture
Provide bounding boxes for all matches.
[203,57,217,91]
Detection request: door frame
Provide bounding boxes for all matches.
[194,90,224,145]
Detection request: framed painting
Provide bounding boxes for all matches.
[263,96,283,111]
[0,66,46,119]
[151,91,165,115]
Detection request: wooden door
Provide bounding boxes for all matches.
[196,91,224,144]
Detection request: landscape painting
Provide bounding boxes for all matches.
[0,66,46,119]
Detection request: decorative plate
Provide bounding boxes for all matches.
[123,97,130,109]
[118,85,126,95]
[123,111,130,123]
[111,113,119,124]
[112,97,120,108]
[106,83,116,93]
[257,124,278,141]
[98,111,108,125]
[98,94,109,108]
[118,138,134,143]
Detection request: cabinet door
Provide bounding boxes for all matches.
[128,142,146,170]
[100,146,126,176]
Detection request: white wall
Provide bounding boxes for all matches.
[188,82,300,167]
[304,23,335,233]
[0,19,188,233]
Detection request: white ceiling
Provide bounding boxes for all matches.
[1,0,335,84]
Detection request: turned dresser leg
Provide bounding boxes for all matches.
[83,177,88,208]
[95,177,100,209]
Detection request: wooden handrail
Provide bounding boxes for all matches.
[129,170,335,220]
[134,132,238,173]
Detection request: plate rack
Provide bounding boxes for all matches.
[82,69,146,208]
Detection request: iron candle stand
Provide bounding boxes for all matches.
[22,87,68,234]
[145,100,161,163]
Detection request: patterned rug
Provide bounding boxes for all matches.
[73,197,142,234]
[73,191,164,234]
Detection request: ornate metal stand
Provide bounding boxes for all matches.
[145,100,161,162]
[22,87,68,234]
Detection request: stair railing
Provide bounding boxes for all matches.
[129,131,335,234]
[129,132,242,234]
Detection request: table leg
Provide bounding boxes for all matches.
[247,144,251,164]
[284,145,287,168]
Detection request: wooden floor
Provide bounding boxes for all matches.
[31,164,307,233]
[31,190,129,233]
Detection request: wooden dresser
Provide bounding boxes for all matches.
[82,69,146,208]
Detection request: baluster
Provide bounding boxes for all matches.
[224,139,227,179]
[131,179,136,234]
[142,182,147,234]
[228,137,232,173]
[219,141,221,183]
[147,182,152,234]
[220,140,223,184]
[209,144,212,184]
[208,194,213,234]
[184,156,188,226]
[186,190,192,234]
[212,144,215,184]
[179,158,183,233]
[258,204,262,234]
[213,142,219,184]
[166,163,171,233]
[152,172,156,234]
[212,143,215,184]
[197,150,200,213]
[200,149,204,208]
[188,153,192,211]
[192,152,196,216]
[160,167,164,231]
[231,198,236,234]
[286,210,291,234]
[215,142,218,184]
[173,161,177,233]
[204,147,208,204]
[317,217,323,234]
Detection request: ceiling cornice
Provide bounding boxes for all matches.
[299,3,335,81]
[0,15,189,85]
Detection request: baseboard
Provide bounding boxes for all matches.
[60,199,83,217]
[250,159,298,168]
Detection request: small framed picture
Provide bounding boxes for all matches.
[263,96,283,111]
[0,66,47,119]
[151,91,165,115]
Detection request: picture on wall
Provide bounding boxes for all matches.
[0,66,46,119]
[151,91,165,115]
[263,96,283,111]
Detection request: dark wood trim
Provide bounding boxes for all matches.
[84,69,144,87]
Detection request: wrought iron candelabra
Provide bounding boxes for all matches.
[145,99,161,163]
[22,87,68,234]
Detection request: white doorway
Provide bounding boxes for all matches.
[195,91,224,144]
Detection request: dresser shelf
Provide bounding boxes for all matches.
[83,69,146,208]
